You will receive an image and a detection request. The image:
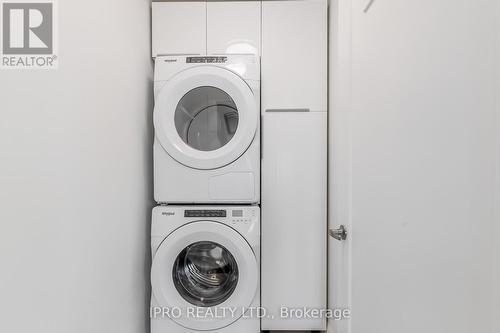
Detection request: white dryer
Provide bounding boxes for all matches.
[150,206,260,333]
[153,55,260,204]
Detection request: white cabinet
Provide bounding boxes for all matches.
[262,0,327,112]
[261,0,328,330]
[207,1,261,55]
[152,1,260,57]
[151,2,206,57]
[261,112,327,331]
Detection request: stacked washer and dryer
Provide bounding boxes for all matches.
[150,54,261,333]
[150,1,328,332]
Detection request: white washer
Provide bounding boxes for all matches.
[151,206,260,333]
[153,55,260,204]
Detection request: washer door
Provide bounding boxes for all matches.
[154,66,258,170]
[151,221,258,331]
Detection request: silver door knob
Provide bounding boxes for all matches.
[329,225,347,241]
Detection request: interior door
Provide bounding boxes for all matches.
[328,0,499,332]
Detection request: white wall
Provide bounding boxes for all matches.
[0,0,152,332]
[495,3,500,329]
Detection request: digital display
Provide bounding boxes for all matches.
[232,210,243,217]
[186,56,228,64]
[184,210,227,218]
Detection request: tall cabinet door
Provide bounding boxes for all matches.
[261,0,327,331]
[262,0,327,112]
[328,0,499,332]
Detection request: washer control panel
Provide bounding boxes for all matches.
[181,208,257,224]
[230,208,256,224]
[153,206,260,240]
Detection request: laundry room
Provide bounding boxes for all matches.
[0,1,499,333]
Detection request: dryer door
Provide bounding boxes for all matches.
[154,66,258,170]
[151,221,258,331]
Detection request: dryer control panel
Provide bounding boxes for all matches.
[184,209,226,217]
[186,56,227,64]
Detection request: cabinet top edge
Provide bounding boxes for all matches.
[152,0,324,2]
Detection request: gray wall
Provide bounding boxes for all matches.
[0,0,152,332]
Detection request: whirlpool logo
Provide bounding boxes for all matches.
[1,0,57,69]
[162,212,175,217]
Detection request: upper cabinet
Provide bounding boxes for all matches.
[152,2,206,57]
[262,0,327,112]
[207,1,261,55]
[152,1,260,58]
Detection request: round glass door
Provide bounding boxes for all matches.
[153,66,258,170]
[173,241,239,307]
[175,87,239,152]
[151,221,259,330]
